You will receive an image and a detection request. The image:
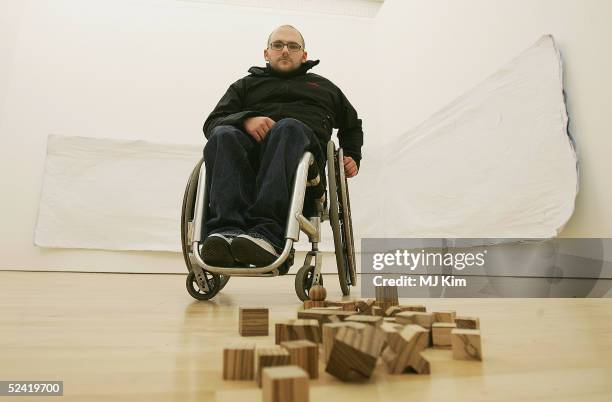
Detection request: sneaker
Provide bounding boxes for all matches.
[201,232,238,267]
[231,232,281,267]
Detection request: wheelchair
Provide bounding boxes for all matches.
[181,140,356,301]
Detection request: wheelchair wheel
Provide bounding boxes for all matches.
[337,149,357,286]
[186,271,221,301]
[295,265,324,302]
[181,157,229,295]
[327,142,357,296]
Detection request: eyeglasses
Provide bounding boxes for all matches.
[268,41,303,52]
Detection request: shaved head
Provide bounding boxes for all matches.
[264,24,308,73]
[267,25,305,49]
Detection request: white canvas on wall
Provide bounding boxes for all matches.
[34,135,203,252]
[379,35,578,240]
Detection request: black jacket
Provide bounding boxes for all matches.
[203,59,363,168]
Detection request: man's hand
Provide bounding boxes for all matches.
[343,156,358,178]
[244,116,276,142]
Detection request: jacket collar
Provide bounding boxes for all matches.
[248,59,320,78]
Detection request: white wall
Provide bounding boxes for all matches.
[1,0,610,273]
[373,0,612,238]
[0,0,378,272]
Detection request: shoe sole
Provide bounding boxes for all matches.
[231,237,279,267]
[202,236,235,267]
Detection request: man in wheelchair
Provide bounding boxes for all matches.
[201,25,363,269]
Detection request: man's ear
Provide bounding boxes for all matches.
[302,50,308,63]
[264,48,270,61]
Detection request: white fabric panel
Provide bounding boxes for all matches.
[33,134,336,252]
[378,35,578,240]
[34,135,202,251]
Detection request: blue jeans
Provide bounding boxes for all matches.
[202,118,326,252]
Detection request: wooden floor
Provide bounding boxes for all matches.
[1,271,612,401]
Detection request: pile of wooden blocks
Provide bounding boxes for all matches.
[223,288,482,401]
[224,320,319,401]
[298,286,482,382]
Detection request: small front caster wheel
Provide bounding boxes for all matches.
[186,270,221,301]
[295,265,324,302]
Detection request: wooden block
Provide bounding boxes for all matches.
[262,365,309,402]
[382,347,430,375]
[381,324,430,374]
[328,315,341,323]
[455,316,480,329]
[380,321,403,331]
[345,314,383,327]
[372,306,385,316]
[380,321,404,343]
[281,340,319,379]
[303,300,326,309]
[411,352,431,374]
[297,308,357,325]
[257,346,291,387]
[222,343,255,380]
[322,322,367,363]
[395,311,435,329]
[375,301,395,313]
[432,322,456,347]
[309,306,342,311]
[355,299,376,315]
[325,300,357,311]
[322,323,344,363]
[395,311,434,347]
[275,319,295,345]
[451,329,482,361]
[385,306,402,317]
[325,324,386,381]
[397,305,427,312]
[433,310,456,323]
[289,319,321,343]
[239,307,269,336]
[375,285,399,305]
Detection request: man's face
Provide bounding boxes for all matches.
[264,27,307,73]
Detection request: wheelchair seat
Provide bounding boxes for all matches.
[181,140,356,301]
